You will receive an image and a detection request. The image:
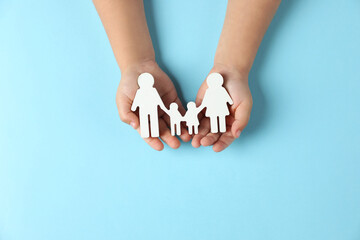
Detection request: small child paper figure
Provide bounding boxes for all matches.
[168,103,183,136]
[131,73,168,138]
[198,73,233,133]
[184,101,201,135]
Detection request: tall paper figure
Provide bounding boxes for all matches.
[199,73,233,133]
[131,73,168,138]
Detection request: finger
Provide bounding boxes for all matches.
[179,125,192,142]
[159,118,181,149]
[200,132,221,147]
[196,107,205,123]
[201,114,234,147]
[231,100,252,138]
[195,80,207,106]
[212,131,235,152]
[225,114,235,127]
[191,117,210,148]
[116,94,139,129]
[136,128,164,151]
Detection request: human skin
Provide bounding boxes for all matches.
[93,0,191,151]
[192,0,281,152]
[93,0,281,151]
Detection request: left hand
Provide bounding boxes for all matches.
[116,60,191,151]
[192,64,253,152]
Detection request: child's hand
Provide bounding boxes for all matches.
[192,64,252,152]
[116,60,191,150]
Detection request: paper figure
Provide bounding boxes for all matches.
[131,73,168,138]
[198,73,233,133]
[168,103,183,136]
[184,101,201,135]
[131,72,233,139]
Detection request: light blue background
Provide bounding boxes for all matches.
[1,0,360,239]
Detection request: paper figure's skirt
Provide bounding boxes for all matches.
[186,120,199,126]
[205,108,230,117]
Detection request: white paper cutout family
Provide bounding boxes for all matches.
[131,72,233,138]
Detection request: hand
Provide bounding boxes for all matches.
[160,106,170,116]
[192,64,253,152]
[116,60,191,151]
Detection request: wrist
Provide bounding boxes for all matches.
[120,58,157,75]
[214,42,255,77]
[211,62,249,81]
[213,57,251,77]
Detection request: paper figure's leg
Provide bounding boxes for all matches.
[210,117,218,133]
[219,116,226,133]
[171,122,175,136]
[194,125,198,135]
[176,123,181,135]
[150,112,159,137]
[140,113,150,138]
[188,126,193,135]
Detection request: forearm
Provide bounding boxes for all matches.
[93,0,155,71]
[215,0,281,75]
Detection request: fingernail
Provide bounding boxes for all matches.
[130,122,136,129]
[235,130,241,138]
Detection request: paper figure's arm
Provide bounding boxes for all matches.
[159,103,168,114]
[224,89,234,105]
[154,90,169,115]
[131,91,140,111]
[183,113,192,124]
[214,0,281,74]
[179,112,185,122]
[93,0,155,70]
[197,104,205,113]
[197,93,208,112]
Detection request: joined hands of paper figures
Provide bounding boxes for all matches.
[131,72,233,138]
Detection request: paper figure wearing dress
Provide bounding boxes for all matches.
[199,73,233,133]
[184,101,201,135]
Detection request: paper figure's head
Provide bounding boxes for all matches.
[138,73,154,88]
[206,73,223,88]
[170,102,178,110]
[187,101,196,109]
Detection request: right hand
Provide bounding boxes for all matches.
[192,64,253,152]
[116,60,191,150]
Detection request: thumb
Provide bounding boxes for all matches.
[231,101,252,138]
[195,80,208,105]
[116,96,140,129]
